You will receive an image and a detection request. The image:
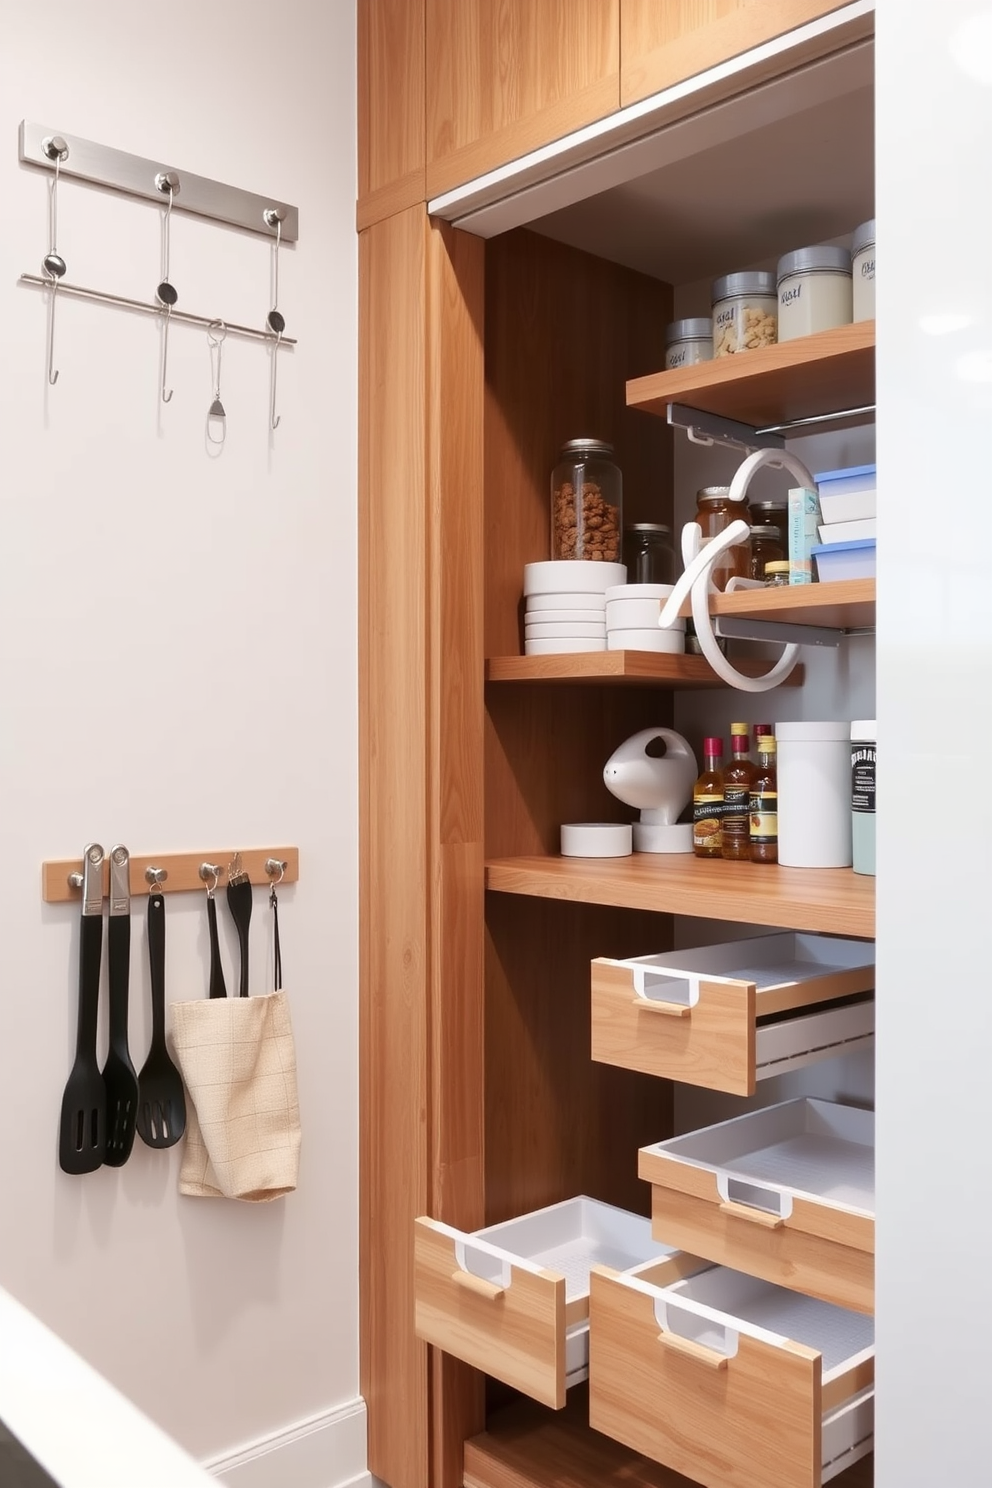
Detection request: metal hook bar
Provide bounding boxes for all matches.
[145,866,168,890]
[20,275,297,345]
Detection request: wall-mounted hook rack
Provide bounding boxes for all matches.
[18,276,298,347]
[19,122,299,241]
[43,846,299,903]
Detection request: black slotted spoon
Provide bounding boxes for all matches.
[58,844,107,1174]
[136,890,186,1149]
[102,845,138,1166]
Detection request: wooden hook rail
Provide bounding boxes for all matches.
[42,846,299,904]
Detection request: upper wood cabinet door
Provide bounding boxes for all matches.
[426,0,620,199]
[358,0,426,229]
[621,1,847,106]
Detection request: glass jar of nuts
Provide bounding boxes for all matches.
[711,271,778,356]
[550,439,622,562]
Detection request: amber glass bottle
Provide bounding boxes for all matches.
[721,724,755,860]
[749,736,778,863]
[692,737,724,858]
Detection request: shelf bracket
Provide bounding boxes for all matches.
[715,617,862,647]
[667,403,785,454]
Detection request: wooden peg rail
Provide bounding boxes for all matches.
[42,846,299,904]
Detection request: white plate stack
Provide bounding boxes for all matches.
[605,584,686,653]
[523,560,626,654]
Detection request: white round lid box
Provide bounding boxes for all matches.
[776,721,853,868]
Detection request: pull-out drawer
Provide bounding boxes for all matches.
[639,1099,874,1314]
[589,1254,874,1488]
[592,933,875,1096]
[414,1197,672,1409]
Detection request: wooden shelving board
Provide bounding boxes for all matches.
[626,321,875,428]
[486,853,875,938]
[465,1397,874,1488]
[690,578,876,630]
[486,651,805,688]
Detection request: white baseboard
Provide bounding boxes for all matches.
[204,1397,368,1488]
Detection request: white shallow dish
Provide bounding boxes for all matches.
[527,590,608,612]
[607,628,685,654]
[524,560,626,596]
[524,615,608,634]
[561,822,632,857]
[526,637,608,655]
[605,583,676,602]
[607,598,686,631]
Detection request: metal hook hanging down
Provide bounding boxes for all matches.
[264,208,286,431]
[42,135,69,385]
[155,172,180,403]
[206,320,227,445]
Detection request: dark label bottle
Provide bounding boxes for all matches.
[750,737,778,863]
[693,737,724,858]
[722,725,755,861]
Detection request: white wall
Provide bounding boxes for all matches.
[876,3,992,1484]
[0,0,359,1479]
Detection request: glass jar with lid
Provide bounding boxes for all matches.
[776,245,853,342]
[748,524,785,581]
[693,486,751,591]
[550,439,622,562]
[711,271,777,356]
[623,524,675,586]
[852,218,875,321]
[748,498,788,551]
[764,561,791,587]
[664,318,713,371]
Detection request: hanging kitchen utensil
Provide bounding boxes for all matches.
[136,886,186,1148]
[266,857,286,990]
[206,319,227,445]
[263,207,286,430]
[155,170,180,403]
[102,845,139,1166]
[58,843,106,1174]
[226,851,252,998]
[41,134,69,385]
[199,862,228,999]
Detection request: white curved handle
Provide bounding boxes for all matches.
[659,449,816,693]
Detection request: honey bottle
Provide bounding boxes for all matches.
[721,723,755,861]
[749,735,778,864]
[692,737,724,858]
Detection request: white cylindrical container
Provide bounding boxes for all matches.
[776,245,853,341]
[607,627,685,653]
[664,317,713,370]
[711,271,777,356]
[852,218,875,320]
[851,720,876,876]
[777,722,853,867]
[605,583,685,632]
[560,822,632,857]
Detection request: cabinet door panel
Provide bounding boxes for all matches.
[358,0,426,228]
[427,0,620,199]
[621,1,846,106]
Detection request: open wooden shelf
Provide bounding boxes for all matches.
[690,578,876,630]
[486,651,805,688]
[465,1396,874,1488]
[486,853,875,938]
[626,321,875,428]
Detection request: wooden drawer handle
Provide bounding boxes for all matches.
[451,1269,505,1301]
[657,1329,729,1370]
[719,1199,784,1229]
[631,996,691,1019]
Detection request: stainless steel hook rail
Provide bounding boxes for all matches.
[19,121,299,241]
[19,274,297,346]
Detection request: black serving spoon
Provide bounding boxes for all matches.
[102,846,139,1166]
[136,891,186,1148]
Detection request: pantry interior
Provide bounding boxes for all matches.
[360,5,985,1488]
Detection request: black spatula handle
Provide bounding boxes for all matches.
[76,914,102,1057]
[207,894,227,998]
[148,893,166,1046]
[107,914,131,1056]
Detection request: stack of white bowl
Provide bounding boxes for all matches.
[523,560,626,654]
[605,583,686,653]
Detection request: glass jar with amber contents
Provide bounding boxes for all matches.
[693,486,751,591]
[550,439,622,562]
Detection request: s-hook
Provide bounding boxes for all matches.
[265,857,285,991]
[264,207,286,431]
[42,134,69,384]
[206,320,227,445]
[155,171,180,403]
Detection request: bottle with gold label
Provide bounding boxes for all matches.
[721,723,755,861]
[750,736,778,863]
[692,737,724,858]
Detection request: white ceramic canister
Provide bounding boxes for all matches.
[776,722,853,867]
[776,245,853,342]
[851,720,876,876]
[664,317,713,370]
[852,218,875,320]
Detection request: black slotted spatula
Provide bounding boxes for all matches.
[102,845,138,1166]
[136,891,186,1148]
[58,843,107,1174]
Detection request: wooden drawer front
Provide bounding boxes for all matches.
[415,1217,566,1408]
[589,1258,874,1488]
[592,935,875,1096]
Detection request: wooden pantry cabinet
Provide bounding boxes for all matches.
[358,7,876,1488]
